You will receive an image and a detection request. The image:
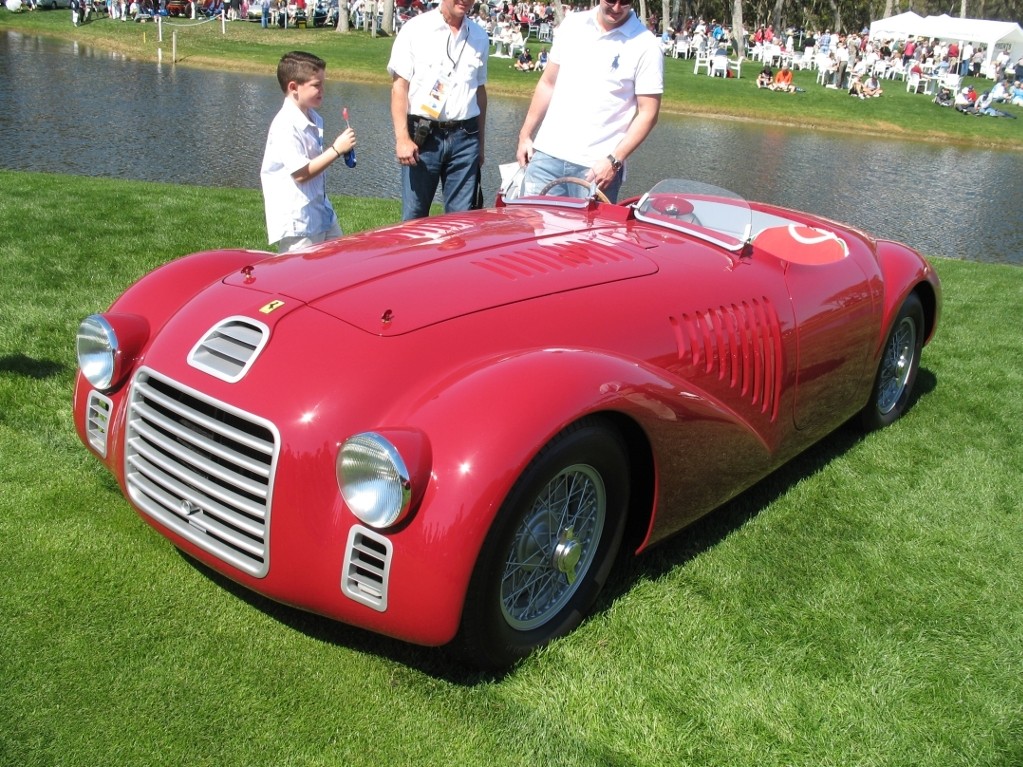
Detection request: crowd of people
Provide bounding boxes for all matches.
[661,17,1023,112]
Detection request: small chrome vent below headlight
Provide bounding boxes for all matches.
[341,526,393,612]
[85,390,113,457]
[188,317,269,383]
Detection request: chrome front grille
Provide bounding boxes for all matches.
[124,368,278,577]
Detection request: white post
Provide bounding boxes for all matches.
[157,13,162,41]
[221,7,226,32]
[172,29,177,62]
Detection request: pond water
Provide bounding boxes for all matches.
[2,28,1020,264]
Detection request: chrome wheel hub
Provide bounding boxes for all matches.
[500,465,606,631]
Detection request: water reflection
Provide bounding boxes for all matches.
[1,29,1020,264]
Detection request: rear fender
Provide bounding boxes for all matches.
[874,241,941,350]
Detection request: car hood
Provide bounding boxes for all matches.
[224,206,658,335]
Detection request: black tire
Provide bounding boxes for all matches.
[454,418,629,670]
[860,292,924,431]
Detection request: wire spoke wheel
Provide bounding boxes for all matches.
[455,418,628,669]
[500,464,605,631]
[861,293,924,431]
[877,314,917,414]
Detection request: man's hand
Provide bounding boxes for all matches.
[396,135,419,166]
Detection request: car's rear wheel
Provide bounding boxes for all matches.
[455,418,629,670]
[861,292,924,430]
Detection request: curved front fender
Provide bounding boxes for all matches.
[377,347,773,644]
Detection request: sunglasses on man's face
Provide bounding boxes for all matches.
[603,0,633,6]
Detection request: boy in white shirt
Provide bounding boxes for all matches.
[260,51,356,254]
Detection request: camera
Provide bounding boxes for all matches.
[412,119,431,148]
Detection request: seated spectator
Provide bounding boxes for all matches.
[848,73,867,99]
[660,28,674,55]
[769,65,796,93]
[1011,81,1023,106]
[954,86,977,111]
[514,47,534,71]
[756,65,773,88]
[862,74,883,97]
[508,25,525,57]
[536,47,548,72]
[989,79,1010,102]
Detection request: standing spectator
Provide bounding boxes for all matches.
[70,0,81,25]
[819,29,832,55]
[260,51,357,254]
[259,0,269,27]
[515,0,663,202]
[387,0,489,220]
[833,37,850,90]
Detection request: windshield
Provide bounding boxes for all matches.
[501,176,757,252]
[632,180,753,252]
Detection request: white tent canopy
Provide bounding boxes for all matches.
[868,11,925,40]
[869,13,1023,70]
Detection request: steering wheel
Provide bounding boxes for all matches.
[537,176,611,204]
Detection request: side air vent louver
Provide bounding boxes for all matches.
[473,241,635,280]
[672,297,784,421]
[124,368,278,577]
[85,390,113,457]
[341,526,393,611]
[188,316,269,383]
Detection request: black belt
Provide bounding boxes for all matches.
[410,116,476,133]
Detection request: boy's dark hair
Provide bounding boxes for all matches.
[276,51,326,92]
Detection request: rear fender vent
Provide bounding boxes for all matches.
[341,526,393,612]
[188,317,269,383]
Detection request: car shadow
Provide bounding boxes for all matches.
[0,353,66,379]
[178,367,938,686]
[600,365,938,605]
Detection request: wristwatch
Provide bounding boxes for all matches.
[607,154,623,173]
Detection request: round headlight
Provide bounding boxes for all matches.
[338,433,412,529]
[77,315,118,390]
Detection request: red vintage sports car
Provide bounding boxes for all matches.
[73,179,941,669]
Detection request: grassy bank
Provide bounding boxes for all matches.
[2,8,1022,149]
[2,169,1022,766]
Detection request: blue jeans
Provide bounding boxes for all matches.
[401,117,480,220]
[522,150,623,203]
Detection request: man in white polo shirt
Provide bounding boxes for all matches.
[515,0,663,202]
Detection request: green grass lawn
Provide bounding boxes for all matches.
[3,8,1022,150]
[1,169,1022,766]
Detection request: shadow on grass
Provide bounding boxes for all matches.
[609,365,937,594]
[178,367,938,685]
[0,353,66,378]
